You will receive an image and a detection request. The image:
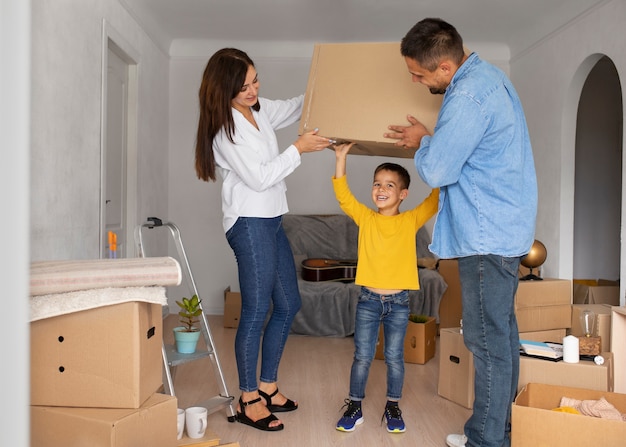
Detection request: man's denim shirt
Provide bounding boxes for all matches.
[414,52,538,259]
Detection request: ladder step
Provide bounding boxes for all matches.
[163,344,211,367]
[136,218,236,421]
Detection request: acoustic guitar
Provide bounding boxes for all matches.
[301,258,357,283]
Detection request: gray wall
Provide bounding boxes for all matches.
[30,0,170,261]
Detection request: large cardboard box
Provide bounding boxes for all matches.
[568,304,612,352]
[438,327,474,409]
[437,271,572,332]
[515,278,571,308]
[515,279,572,332]
[375,316,437,364]
[573,279,619,305]
[31,301,163,408]
[299,42,443,158]
[223,286,241,328]
[611,306,626,393]
[30,392,177,447]
[437,259,463,330]
[518,352,613,393]
[515,305,572,332]
[511,383,626,447]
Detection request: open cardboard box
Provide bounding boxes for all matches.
[512,383,626,446]
[299,42,443,158]
[573,279,619,305]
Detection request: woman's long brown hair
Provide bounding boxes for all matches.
[195,48,259,182]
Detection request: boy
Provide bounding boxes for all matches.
[332,143,438,433]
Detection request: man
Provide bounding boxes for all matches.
[384,18,538,447]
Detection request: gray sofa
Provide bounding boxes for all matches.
[282,214,448,337]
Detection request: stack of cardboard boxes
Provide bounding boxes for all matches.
[30,300,178,447]
[437,261,614,410]
[28,258,181,447]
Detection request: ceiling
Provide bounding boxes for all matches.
[120,0,604,57]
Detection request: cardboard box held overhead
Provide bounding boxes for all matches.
[299,42,443,158]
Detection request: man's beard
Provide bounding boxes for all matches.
[429,87,446,95]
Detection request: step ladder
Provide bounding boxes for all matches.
[135,217,236,422]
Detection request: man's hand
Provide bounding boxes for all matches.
[384,114,431,149]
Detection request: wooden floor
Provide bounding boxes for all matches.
[164,315,471,447]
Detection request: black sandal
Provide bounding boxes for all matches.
[236,396,284,431]
[258,388,298,413]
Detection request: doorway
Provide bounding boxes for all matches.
[573,56,623,282]
[100,21,139,259]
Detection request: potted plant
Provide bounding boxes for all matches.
[173,294,203,354]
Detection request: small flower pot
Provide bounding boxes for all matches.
[173,326,201,354]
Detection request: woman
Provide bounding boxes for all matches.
[194,48,331,432]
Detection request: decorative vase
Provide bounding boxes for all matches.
[173,326,201,354]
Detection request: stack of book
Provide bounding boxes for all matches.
[519,339,563,361]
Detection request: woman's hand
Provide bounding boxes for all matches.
[294,128,335,154]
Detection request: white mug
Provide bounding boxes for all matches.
[185,406,208,439]
[176,408,185,440]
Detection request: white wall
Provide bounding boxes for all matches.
[30,0,170,261]
[2,1,30,444]
[511,0,626,303]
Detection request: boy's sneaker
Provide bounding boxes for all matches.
[336,399,363,432]
[382,401,406,433]
[446,434,468,447]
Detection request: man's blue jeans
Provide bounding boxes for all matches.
[226,216,301,392]
[458,255,521,447]
[349,288,409,401]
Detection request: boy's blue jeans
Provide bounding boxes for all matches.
[226,216,301,392]
[458,254,521,447]
[349,287,409,401]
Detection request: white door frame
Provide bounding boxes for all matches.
[100,19,139,258]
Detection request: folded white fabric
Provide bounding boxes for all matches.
[30,286,168,322]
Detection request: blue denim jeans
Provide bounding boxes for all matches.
[349,287,409,401]
[225,216,301,392]
[458,255,521,447]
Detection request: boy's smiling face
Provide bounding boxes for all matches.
[371,169,408,215]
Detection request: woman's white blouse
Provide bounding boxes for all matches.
[213,95,304,232]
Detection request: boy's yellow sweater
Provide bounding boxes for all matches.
[332,175,438,290]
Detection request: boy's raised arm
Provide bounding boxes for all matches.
[334,143,354,179]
